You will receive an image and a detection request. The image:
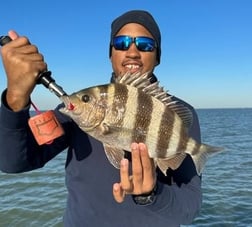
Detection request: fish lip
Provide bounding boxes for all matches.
[60,95,73,110]
[60,95,69,106]
[59,96,75,116]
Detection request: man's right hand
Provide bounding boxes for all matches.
[0,30,47,111]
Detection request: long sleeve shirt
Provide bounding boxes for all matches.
[0,90,202,227]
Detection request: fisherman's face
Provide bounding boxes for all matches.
[110,23,158,77]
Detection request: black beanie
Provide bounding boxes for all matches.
[109,10,161,65]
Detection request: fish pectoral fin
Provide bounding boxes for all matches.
[156,153,187,176]
[103,144,125,169]
[101,123,111,134]
[101,123,123,135]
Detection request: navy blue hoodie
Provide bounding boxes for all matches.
[0,90,202,227]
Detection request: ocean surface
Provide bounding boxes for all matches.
[0,108,251,227]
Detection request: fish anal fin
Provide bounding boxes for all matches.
[101,123,111,134]
[103,144,124,169]
[156,153,187,176]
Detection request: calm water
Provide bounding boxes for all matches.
[0,108,251,227]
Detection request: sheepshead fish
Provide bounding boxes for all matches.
[59,72,223,175]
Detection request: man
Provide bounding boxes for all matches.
[0,10,202,226]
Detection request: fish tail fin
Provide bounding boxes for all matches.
[190,142,224,175]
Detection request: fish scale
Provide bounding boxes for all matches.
[156,108,176,157]
[132,88,153,143]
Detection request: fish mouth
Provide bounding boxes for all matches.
[60,95,75,111]
[59,95,103,131]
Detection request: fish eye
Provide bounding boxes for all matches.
[81,94,90,103]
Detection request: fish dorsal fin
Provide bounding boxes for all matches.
[165,101,193,129]
[103,144,125,169]
[116,72,151,88]
[117,72,193,129]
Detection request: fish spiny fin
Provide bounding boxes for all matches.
[156,153,187,176]
[117,71,193,129]
[103,144,125,169]
[116,71,151,88]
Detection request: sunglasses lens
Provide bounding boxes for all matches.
[113,36,132,50]
[135,37,155,51]
[112,36,156,52]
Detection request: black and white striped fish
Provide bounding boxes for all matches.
[59,72,223,175]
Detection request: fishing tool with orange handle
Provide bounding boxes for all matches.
[0,35,74,144]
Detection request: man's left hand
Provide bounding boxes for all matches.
[113,142,156,203]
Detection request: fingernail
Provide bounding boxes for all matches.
[131,143,138,150]
[121,158,128,167]
[138,143,146,152]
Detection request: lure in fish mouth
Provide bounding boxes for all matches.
[60,95,75,111]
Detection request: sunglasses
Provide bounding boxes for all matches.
[112,35,156,52]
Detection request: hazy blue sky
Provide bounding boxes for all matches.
[0,0,251,109]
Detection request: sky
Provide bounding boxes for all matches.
[0,0,251,109]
